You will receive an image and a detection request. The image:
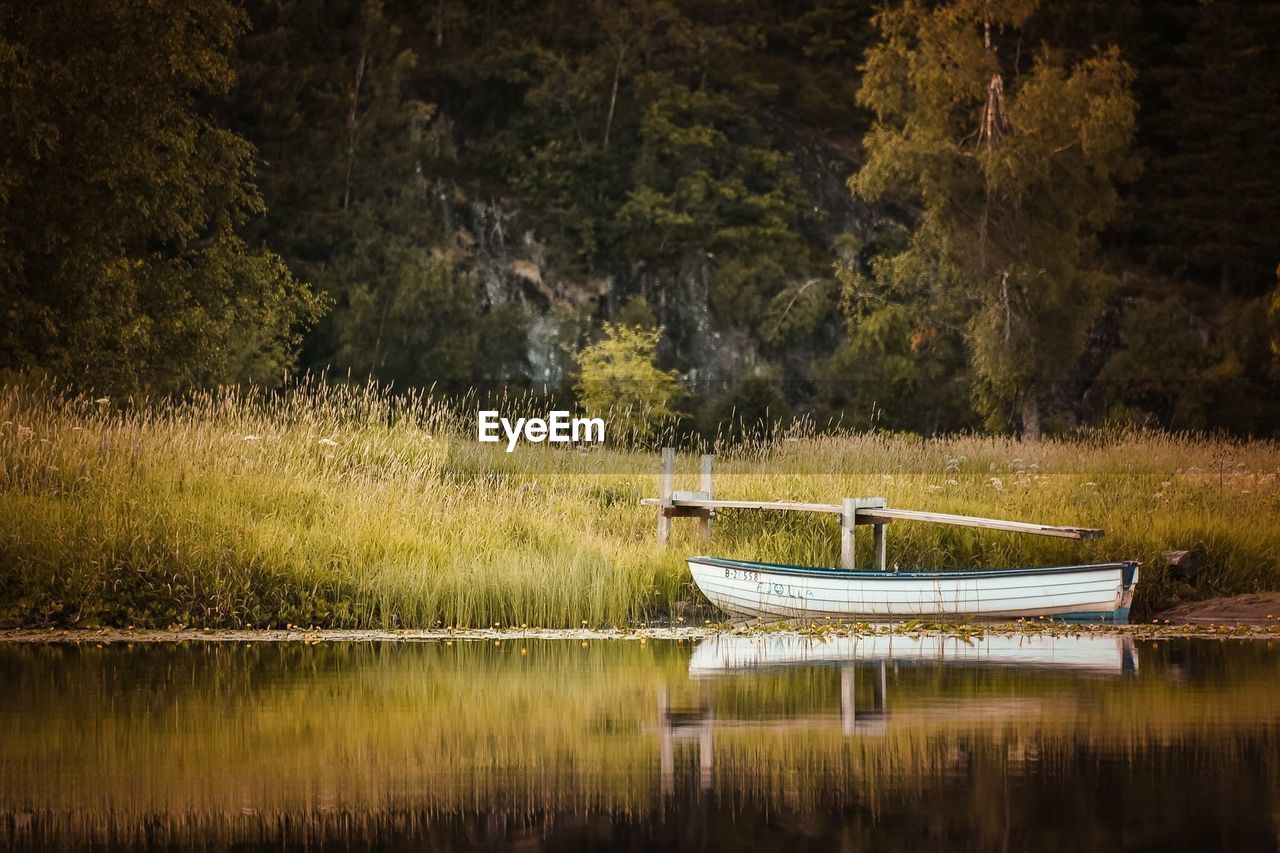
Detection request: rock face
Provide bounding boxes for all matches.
[443,127,891,391]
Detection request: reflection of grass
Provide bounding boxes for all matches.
[1,382,1278,627]
[0,640,1277,847]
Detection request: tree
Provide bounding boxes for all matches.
[850,0,1138,437]
[573,323,683,442]
[1270,265,1280,359]
[831,233,976,433]
[454,0,815,331]
[233,0,519,390]
[1143,0,1280,295]
[697,367,792,443]
[0,0,321,392]
[334,247,525,387]
[1094,296,1212,428]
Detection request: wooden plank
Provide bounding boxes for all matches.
[641,497,843,514]
[855,507,1103,540]
[873,523,886,570]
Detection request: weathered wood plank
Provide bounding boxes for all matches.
[641,497,843,514]
[642,496,1099,539]
[855,507,1103,540]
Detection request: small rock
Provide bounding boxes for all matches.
[1162,549,1205,582]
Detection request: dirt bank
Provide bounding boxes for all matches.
[1153,593,1280,626]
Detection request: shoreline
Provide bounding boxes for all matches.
[3,620,1278,644]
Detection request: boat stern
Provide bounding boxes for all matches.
[1116,560,1139,622]
[1059,560,1139,624]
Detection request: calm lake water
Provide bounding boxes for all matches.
[1,634,1278,851]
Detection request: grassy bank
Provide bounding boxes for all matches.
[1,383,1278,628]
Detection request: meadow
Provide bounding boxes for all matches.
[1,381,1278,628]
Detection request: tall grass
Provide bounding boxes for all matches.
[0,381,1277,627]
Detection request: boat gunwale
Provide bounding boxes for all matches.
[688,555,1138,582]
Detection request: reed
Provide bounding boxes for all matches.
[0,381,1277,627]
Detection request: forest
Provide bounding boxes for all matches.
[3,0,1279,438]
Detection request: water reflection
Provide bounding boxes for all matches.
[0,636,1277,850]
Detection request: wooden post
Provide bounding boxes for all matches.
[657,685,673,797]
[874,660,888,715]
[842,497,888,570]
[841,497,856,569]
[698,454,713,543]
[657,447,675,544]
[699,716,714,791]
[840,664,856,736]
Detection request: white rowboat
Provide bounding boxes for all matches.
[687,556,1138,623]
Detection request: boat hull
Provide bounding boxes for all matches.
[687,556,1138,623]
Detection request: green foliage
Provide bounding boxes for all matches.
[852,0,1138,435]
[1270,266,1280,359]
[829,243,975,432]
[451,0,815,331]
[760,276,838,347]
[1143,0,1280,294]
[1097,294,1280,434]
[573,324,683,441]
[698,369,792,442]
[0,0,322,393]
[335,248,526,387]
[615,295,658,330]
[619,74,806,263]
[2,0,1274,436]
[233,0,520,391]
[1096,297,1212,429]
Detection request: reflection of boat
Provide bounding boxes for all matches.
[658,633,1140,790]
[688,557,1139,623]
[687,633,1139,678]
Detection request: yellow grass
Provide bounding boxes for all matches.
[0,380,1278,627]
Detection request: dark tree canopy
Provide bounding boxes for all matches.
[0,0,321,393]
[0,0,1277,434]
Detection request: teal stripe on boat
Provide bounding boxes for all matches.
[1055,608,1131,624]
[690,556,1137,582]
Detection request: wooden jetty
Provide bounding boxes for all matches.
[640,447,1103,572]
[641,448,1135,621]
